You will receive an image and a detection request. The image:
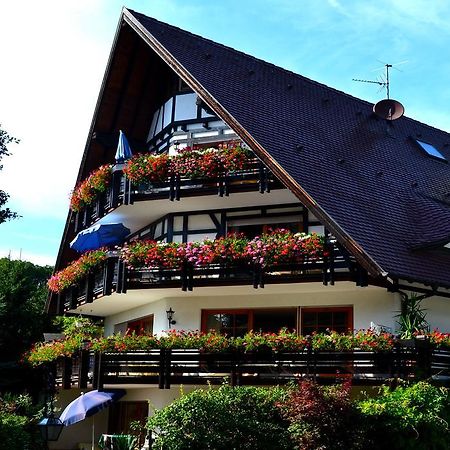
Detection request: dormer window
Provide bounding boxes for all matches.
[416,139,447,161]
[445,243,450,249]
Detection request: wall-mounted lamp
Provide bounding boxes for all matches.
[166,307,176,329]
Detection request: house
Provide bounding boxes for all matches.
[45,7,450,448]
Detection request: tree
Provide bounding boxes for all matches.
[0,125,19,224]
[0,258,52,394]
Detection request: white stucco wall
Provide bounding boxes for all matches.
[104,282,402,336]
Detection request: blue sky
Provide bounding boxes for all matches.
[1,0,450,266]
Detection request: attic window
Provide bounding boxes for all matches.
[416,139,447,161]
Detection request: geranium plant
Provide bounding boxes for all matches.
[122,153,170,184]
[48,249,108,293]
[120,230,324,270]
[70,164,112,212]
[26,328,400,366]
[70,143,254,211]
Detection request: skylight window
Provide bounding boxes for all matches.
[416,140,447,161]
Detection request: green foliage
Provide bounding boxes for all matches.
[27,316,103,366]
[0,393,45,450]
[0,125,20,224]
[397,293,430,338]
[0,258,52,361]
[278,381,365,450]
[146,381,450,450]
[357,381,450,449]
[98,434,137,450]
[53,315,103,339]
[147,384,291,450]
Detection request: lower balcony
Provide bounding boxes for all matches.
[53,343,450,390]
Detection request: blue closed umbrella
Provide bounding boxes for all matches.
[70,223,130,253]
[59,389,126,426]
[115,130,133,163]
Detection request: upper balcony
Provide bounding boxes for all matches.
[71,144,285,234]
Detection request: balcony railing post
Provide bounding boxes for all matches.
[188,265,194,291]
[158,349,165,389]
[116,259,127,294]
[56,293,63,315]
[218,174,224,197]
[181,264,188,292]
[92,352,103,390]
[258,163,266,193]
[74,211,81,233]
[164,349,171,389]
[111,170,122,208]
[175,175,181,201]
[253,264,258,289]
[78,349,90,389]
[126,177,134,206]
[169,175,175,201]
[415,337,432,380]
[103,258,115,296]
[306,337,312,380]
[230,350,238,387]
[61,357,72,390]
[86,272,95,303]
[70,286,79,310]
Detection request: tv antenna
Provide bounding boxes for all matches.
[353,62,405,121]
[353,63,395,98]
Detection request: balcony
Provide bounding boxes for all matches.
[56,245,352,314]
[73,157,282,232]
[53,343,450,390]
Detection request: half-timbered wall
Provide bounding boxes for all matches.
[128,203,324,244]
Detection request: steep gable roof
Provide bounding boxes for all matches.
[123,8,450,290]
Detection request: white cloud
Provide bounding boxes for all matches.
[0,0,111,217]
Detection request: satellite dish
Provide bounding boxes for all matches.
[373,99,404,121]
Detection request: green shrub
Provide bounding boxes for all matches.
[357,381,450,449]
[0,393,45,450]
[147,385,291,450]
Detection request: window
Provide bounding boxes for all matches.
[127,315,154,335]
[228,219,303,238]
[301,307,353,334]
[203,310,249,337]
[416,140,447,161]
[202,308,297,336]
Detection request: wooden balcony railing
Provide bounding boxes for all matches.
[58,251,350,313]
[53,343,450,390]
[73,160,281,231]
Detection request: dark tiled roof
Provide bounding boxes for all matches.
[126,9,450,288]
